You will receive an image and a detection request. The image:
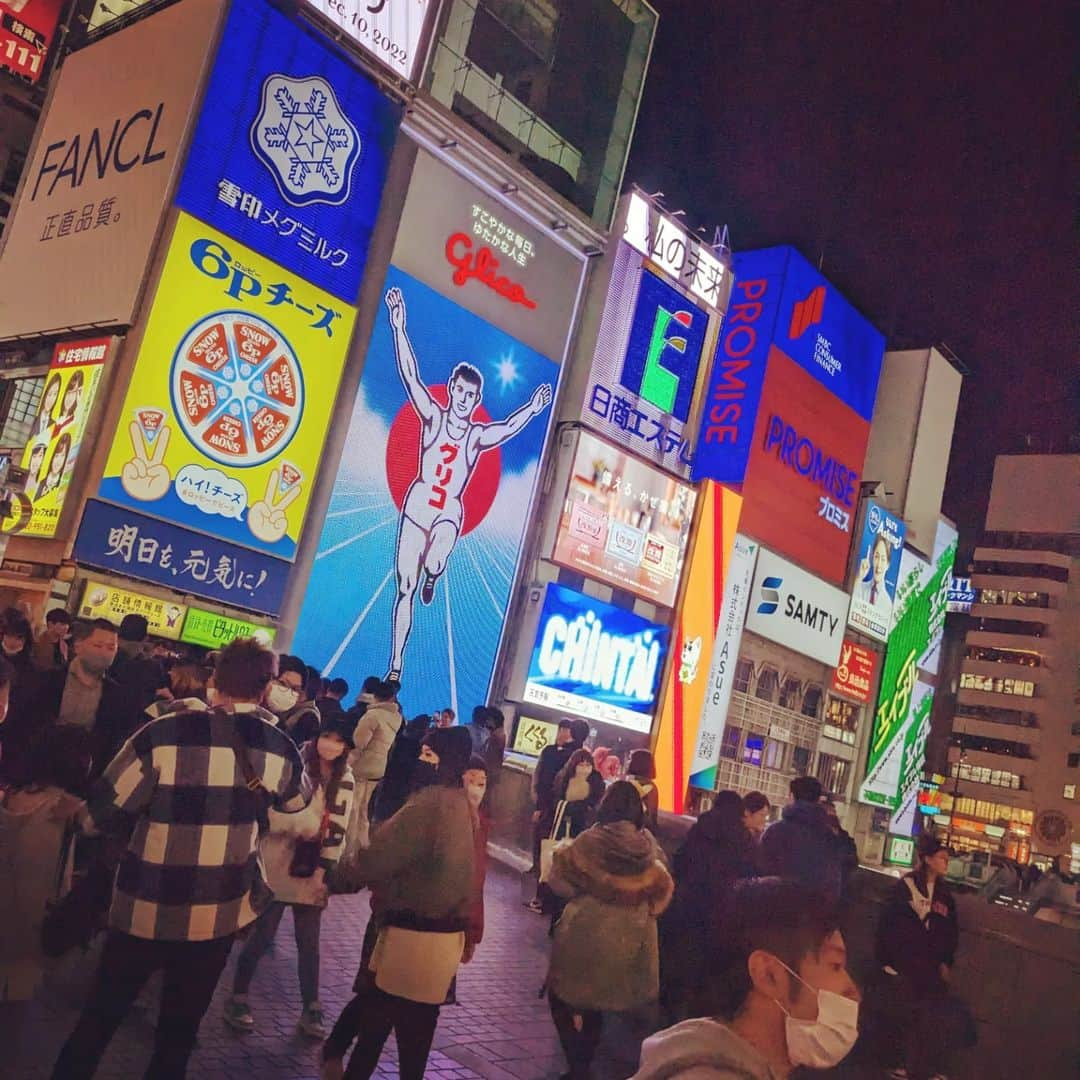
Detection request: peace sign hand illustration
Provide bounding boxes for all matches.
[248,469,301,544]
[121,421,171,501]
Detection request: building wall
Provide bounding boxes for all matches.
[986,454,1080,535]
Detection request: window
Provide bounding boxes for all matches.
[959,672,1035,697]
[801,684,823,720]
[733,660,753,695]
[763,739,786,771]
[952,762,1022,790]
[978,589,1051,609]
[720,726,741,761]
[742,735,764,767]
[965,645,1041,667]
[755,667,779,703]
[955,704,1038,729]
[1068,753,1080,769]
[779,677,801,711]
[975,617,1046,637]
[823,697,859,745]
[0,375,44,448]
[791,746,812,774]
[1064,785,1076,801]
[816,753,850,797]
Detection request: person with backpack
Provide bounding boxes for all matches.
[269,654,322,748]
[626,749,660,832]
[224,713,356,1038]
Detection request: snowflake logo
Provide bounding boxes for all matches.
[250,74,361,207]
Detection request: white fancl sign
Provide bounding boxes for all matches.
[304,0,432,81]
[744,547,848,668]
[688,534,758,789]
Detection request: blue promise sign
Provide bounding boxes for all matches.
[175,0,400,303]
[523,584,669,734]
[74,499,289,615]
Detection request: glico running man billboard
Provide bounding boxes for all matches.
[292,148,583,716]
[693,245,885,487]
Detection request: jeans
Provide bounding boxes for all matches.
[549,990,603,1080]
[51,930,234,1080]
[232,902,322,1005]
[328,986,439,1080]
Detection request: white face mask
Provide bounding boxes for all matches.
[772,960,859,1068]
[266,683,300,714]
[465,782,487,808]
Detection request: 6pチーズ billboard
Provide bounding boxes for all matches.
[523,584,670,734]
[176,0,399,303]
[0,0,226,340]
[847,501,906,642]
[552,429,697,608]
[98,212,356,560]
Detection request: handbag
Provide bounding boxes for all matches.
[539,799,571,883]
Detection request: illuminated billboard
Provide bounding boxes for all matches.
[737,350,870,585]
[523,584,669,734]
[831,639,879,705]
[552,429,697,608]
[79,580,187,641]
[291,149,584,718]
[0,0,64,83]
[847,501,906,642]
[180,607,277,649]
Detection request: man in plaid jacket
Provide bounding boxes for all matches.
[51,637,306,1079]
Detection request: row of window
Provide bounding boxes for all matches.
[964,644,1041,667]
[974,616,1047,637]
[734,660,824,720]
[959,672,1036,697]
[718,725,852,797]
[955,704,1039,729]
[955,733,1033,759]
[937,792,1033,825]
[977,589,1053,609]
[822,697,859,746]
[981,532,1078,557]
[951,761,1023,790]
[971,559,1070,582]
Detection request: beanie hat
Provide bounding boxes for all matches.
[318,712,355,749]
[425,726,473,784]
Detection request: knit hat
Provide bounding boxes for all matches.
[424,726,473,784]
[318,712,355,749]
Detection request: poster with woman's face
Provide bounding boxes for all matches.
[846,501,906,643]
[11,338,109,538]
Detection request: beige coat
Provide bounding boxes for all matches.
[349,701,403,780]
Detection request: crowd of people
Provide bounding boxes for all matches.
[0,604,975,1080]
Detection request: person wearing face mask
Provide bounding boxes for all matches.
[634,877,860,1079]
[270,655,322,748]
[0,609,35,704]
[553,747,606,839]
[224,713,356,1039]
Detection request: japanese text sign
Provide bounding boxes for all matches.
[511,715,559,758]
[847,501,906,642]
[737,349,870,585]
[79,579,188,641]
[302,0,433,82]
[74,499,289,615]
[552,429,697,608]
[0,0,226,340]
[831,639,878,704]
[97,211,356,560]
[0,0,64,83]
[6,338,109,538]
[176,0,399,303]
[180,606,276,649]
[582,243,711,477]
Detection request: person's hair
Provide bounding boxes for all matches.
[555,747,595,797]
[596,780,645,828]
[465,754,488,775]
[215,638,277,700]
[328,677,349,698]
[118,613,149,643]
[361,675,383,695]
[568,717,591,745]
[0,654,13,690]
[169,663,210,700]
[406,713,432,738]
[86,618,118,638]
[304,665,322,700]
[627,748,656,780]
[870,533,891,571]
[557,718,573,732]
[45,608,71,626]
[449,362,483,394]
[303,733,348,807]
[277,654,307,680]
[1,609,32,651]
[424,727,473,785]
[443,707,456,720]
[744,791,770,815]
[48,432,72,467]
[790,775,822,803]
[18,724,94,793]
[41,372,61,411]
[709,789,748,833]
[704,878,840,1020]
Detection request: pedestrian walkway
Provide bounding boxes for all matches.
[6,864,567,1080]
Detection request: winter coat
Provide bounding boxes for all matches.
[533,740,583,818]
[660,809,756,1016]
[337,783,476,931]
[759,800,842,898]
[278,701,321,749]
[547,820,674,1013]
[632,1018,782,1080]
[629,775,660,832]
[110,645,168,714]
[554,767,606,838]
[370,728,423,824]
[876,872,959,994]
[259,758,355,907]
[350,700,403,781]
[0,785,82,1000]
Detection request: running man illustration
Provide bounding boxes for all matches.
[385,286,552,681]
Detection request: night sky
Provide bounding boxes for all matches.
[626,0,1077,541]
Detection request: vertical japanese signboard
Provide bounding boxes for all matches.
[0,0,64,83]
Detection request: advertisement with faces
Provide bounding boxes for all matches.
[847,501,906,642]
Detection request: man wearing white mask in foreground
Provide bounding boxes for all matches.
[634,878,860,1079]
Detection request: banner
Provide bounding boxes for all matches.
[79,579,188,640]
[523,584,670,734]
[180,606,276,649]
[552,429,697,608]
[652,483,743,811]
[0,0,65,82]
[0,0,226,339]
[9,338,109,537]
[847,501,906,642]
[831,638,878,704]
[176,0,399,303]
[74,499,289,615]
[98,211,355,560]
[688,532,758,793]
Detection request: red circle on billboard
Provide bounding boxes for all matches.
[384,385,501,537]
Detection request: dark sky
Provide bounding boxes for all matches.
[625,0,1077,541]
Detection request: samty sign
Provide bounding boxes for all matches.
[0,0,226,340]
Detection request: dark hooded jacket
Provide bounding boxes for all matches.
[759,799,842,898]
[660,805,756,1017]
[547,820,673,1012]
[876,870,959,993]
